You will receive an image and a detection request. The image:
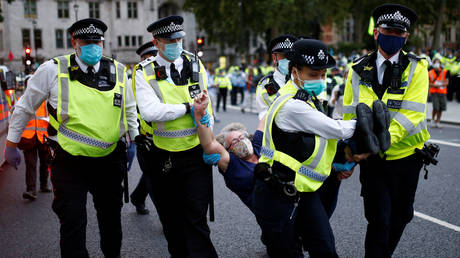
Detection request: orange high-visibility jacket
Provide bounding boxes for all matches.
[21,101,49,143]
[429,69,448,94]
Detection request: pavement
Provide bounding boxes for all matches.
[426,100,460,125]
[0,104,459,257]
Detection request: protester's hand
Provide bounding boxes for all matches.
[344,145,371,163]
[336,168,354,181]
[4,145,21,169]
[193,90,209,116]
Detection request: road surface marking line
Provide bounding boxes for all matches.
[414,211,460,232]
[428,139,460,148]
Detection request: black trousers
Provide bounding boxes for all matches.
[143,146,217,258]
[130,150,150,204]
[360,154,423,258]
[216,88,228,112]
[23,140,50,192]
[51,143,125,258]
[317,171,342,219]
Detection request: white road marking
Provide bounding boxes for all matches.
[428,139,460,148]
[414,211,460,232]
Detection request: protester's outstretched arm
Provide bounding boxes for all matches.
[194,91,231,171]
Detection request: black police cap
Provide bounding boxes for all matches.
[136,41,158,57]
[286,39,336,70]
[147,15,186,40]
[268,35,298,54]
[372,4,417,32]
[68,18,107,41]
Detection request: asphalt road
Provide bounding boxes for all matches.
[0,105,459,257]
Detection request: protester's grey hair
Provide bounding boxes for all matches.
[216,122,250,149]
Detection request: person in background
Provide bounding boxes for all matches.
[215,68,232,112]
[429,58,449,128]
[230,67,246,106]
[330,70,349,120]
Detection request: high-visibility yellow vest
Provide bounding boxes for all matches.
[259,81,337,192]
[50,54,128,157]
[21,101,49,144]
[343,52,430,160]
[132,54,212,152]
[214,75,232,90]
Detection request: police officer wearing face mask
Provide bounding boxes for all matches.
[256,35,298,120]
[254,39,358,258]
[132,15,217,258]
[4,18,139,257]
[342,4,430,257]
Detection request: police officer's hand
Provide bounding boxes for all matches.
[203,152,221,166]
[4,145,21,169]
[344,145,371,163]
[127,143,136,171]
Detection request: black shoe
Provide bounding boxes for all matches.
[23,191,37,201]
[354,103,380,155]
[40,185,52,193]
[131,197,149,215]
[372,100,391,152]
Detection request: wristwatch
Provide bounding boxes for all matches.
[183,102,191,113]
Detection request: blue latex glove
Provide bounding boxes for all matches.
[4,146,21,169]
[203,152,221,166]
[191,106,212,127]
[333,161,356,172]
[127,143,136,171]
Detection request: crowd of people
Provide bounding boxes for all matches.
[2,2,450,258]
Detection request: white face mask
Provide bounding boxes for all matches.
[433,63,440,69]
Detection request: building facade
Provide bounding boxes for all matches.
[0,0,206,72]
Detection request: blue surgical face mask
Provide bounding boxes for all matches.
[78,43,102,66]
[163,42,183,61]
[277,59,290,76]
[296,72,325,96]
[377,33,406,56]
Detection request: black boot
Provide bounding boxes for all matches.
[372,100,391,152]
[354,103,380,155]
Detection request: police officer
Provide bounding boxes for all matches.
[132,16,217,257]
[4,19,139,257]
[129,41,158,215]
[255,35,298,119]
[254,39,358,258]
[342,4,430,257]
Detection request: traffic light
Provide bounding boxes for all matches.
[196,36,205,49]
[24,47,33,66]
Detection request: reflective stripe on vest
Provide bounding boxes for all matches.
[53,55,127,155]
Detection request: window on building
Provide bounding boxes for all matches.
[118,36,122,47]
[22,29,31,48]
[57,1,70,18]
[131,36,136,46]
[125,36,130,46]
[56,29,64,48]
[158,3,178,18]
[116,2,121,18]
[66,32,72,48]
[127,1,138,19]
[89,2,100,18]
[0,30,4,51]
[138,36,143,46]
[24,0,37,18]
[34,29,42,49]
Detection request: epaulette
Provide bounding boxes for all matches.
[52,59,58,64]
[352,52,371,65]
[258,73,273,87]
[406,53,423,62]
[138,56,154,68]
[101,55,114,62]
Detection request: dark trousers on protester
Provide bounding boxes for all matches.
[24,141,50,192]
[317,171,341,219]
[217,88,228,112]
[130,150,151,204]
[51,142,125,258]
[143,145,217,258]
[360,154,423,258]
